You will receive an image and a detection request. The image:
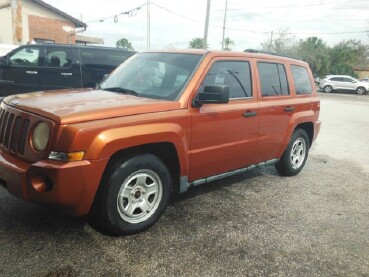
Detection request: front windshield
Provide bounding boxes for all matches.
[100,52,202,101]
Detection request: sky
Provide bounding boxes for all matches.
[45,0,369,51]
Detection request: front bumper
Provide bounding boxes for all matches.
[0,150,108,216]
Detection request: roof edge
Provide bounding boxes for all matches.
[30,0,87,28]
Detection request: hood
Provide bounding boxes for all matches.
[3,89,182,124]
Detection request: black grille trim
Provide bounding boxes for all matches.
[0,108,31,155]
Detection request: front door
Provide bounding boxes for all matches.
[0,45,42,96]
[189,59,260,181]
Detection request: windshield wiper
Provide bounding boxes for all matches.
[102,87,138,96]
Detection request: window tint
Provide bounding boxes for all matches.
[101,53,202,101]
[45,47,74,68]
[81,48,133,70]
[202,61,252,98]
[342,77,354,82]
[9,47,40,66]
[291,65,313,95]
[330,77,342,81]
[258,62,289,97]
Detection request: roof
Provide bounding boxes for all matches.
[30,0,87,28]
[76,34,104,45]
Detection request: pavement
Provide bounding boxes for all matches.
[0,92,368,276]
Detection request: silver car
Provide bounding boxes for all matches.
[319,75,369,95]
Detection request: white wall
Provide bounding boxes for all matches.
[0,0,76,44]
[0,2,13,44]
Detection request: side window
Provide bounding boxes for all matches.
[202,61,252,99]
[9,47,40,66]
[45,47,74,68]
[343,77,353,83]
[291,65,313,95]
[331,77,342,82]
[258,62,289,97]
[81,49,133,70]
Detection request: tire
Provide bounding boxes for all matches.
[356,86,366,95]
[88,153,171,236]
[275,129,310,176]
[324,85,333,93]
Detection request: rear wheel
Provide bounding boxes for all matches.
[88,153,171,236]
[324,85,332,93]
[356,87,366,95]
[276,129,310,176]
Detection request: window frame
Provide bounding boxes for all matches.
[290,64,313,95]
[257,61,290,98]
[200,59,254,101]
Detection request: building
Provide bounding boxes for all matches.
[0,0,99,45]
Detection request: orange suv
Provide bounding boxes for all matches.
[0,50,321,235]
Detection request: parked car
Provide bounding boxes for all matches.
[0,44,135,97]
[0,50,321,235]
[319,75,369,95]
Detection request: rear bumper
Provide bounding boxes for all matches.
[0,150,108,216]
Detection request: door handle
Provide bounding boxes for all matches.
[26,71,37,74]
[61,73,73,76]
[243,111,257,118]
[284,106,295,112]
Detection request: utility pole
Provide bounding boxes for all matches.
[221,0,228,50]
[203,0,211,49]
[147,0,150,50]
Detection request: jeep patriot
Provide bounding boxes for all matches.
[0,50,321,235]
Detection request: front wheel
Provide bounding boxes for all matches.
[275,129,310,176]
[324,85,333,93]
[88,153,171,236]
[356,87,366,95]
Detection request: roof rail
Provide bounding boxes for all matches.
[243,49,297,60]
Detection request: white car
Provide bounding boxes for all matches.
[319,75,369,95]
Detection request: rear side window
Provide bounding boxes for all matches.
[291,65,313,95]
[45,47,75,68]
[202,61,252,98]
[81,49,133,70]
[330,77,342,82]
[258,62,289,97]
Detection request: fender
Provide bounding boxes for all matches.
[84,122,190,177]
[278,110,315,157]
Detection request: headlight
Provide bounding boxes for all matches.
[32,122,50,151]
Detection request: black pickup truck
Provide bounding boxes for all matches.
[0,44,135,97]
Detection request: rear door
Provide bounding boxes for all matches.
[0,45,42,96]
[189,58,260,181]
[253,60,295,163]
[38,46,81,90]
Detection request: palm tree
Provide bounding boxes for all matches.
[222,37,235,50]
[189,38,208,49]
[116,38,134,51]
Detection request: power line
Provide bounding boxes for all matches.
[83,2,369,36]
[150,4,369,35]
[85,3,146,24]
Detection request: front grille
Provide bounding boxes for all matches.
[0,107,30,155]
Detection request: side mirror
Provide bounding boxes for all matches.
[193,85,229,107]
[0,55,9,66]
